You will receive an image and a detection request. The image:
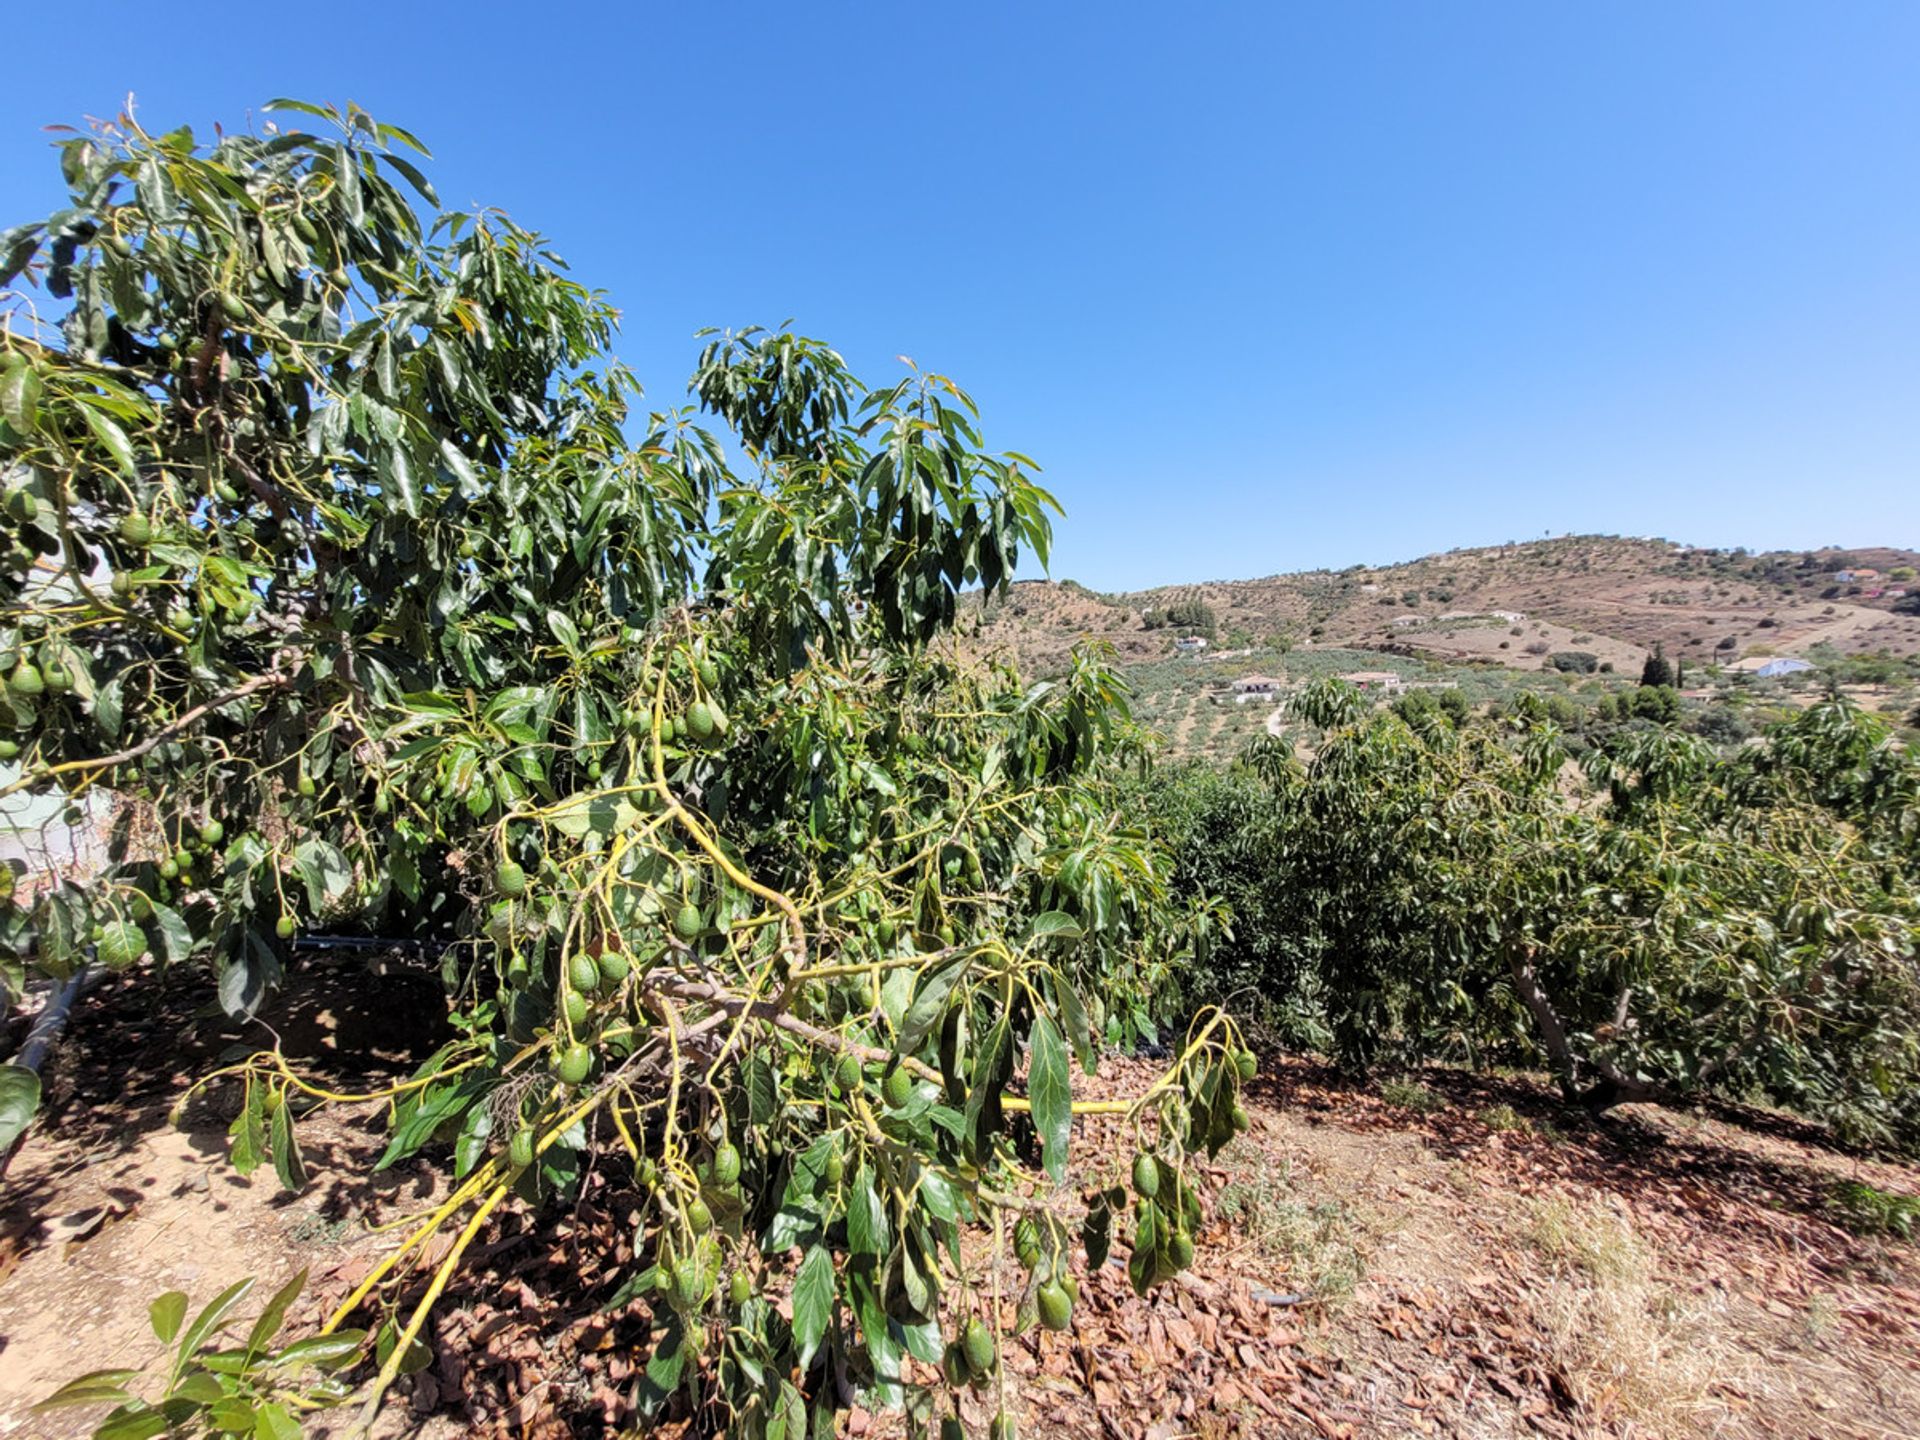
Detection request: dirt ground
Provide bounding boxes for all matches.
[0,958,461,1439]
[3,964,1918,1439]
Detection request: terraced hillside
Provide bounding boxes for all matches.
[970,536,1920,679]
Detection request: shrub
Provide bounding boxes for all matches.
[1689,707,1751,745]
[1379,1077,1444,1113]
[1144,598,1217,634]
[1828,1181,1920,1239]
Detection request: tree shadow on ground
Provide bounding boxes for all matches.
[30,951,454,1161]
[1247,1055,1915,1258]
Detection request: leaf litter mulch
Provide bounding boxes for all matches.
[4,960,1918,1439]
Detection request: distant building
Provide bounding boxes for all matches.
[1173,635,1208,653]
[1732,656,1815,678]
[1231,675,1281,698]
[1339,671,1404,691]
[1391,614,1425,627]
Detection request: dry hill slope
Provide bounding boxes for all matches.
[971,536,1920,677]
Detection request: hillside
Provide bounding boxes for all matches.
[971,536,1920,678]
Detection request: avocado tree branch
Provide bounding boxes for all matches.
[0,663,295,801]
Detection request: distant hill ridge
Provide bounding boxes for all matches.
[970,535,1920,676]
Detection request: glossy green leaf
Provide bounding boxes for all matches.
[790,1244,834,1368]
[1028,1011,1071,1183]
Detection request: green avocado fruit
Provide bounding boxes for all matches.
[1036,1280,1072,1332]
[596,948,631,983]
[673,902,704,941]
[553,1043,593,1086]
[568,952,602,995]
[835,1053,863,1092]
[962,1318,996,1377]
[508,1128,535,1169]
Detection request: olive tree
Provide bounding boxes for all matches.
[4,103,1251,1438]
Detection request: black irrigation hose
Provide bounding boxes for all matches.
[0,934,437,1178]
[289,934,442,954]
[12,966,95,1075]
[0,964,97,1181]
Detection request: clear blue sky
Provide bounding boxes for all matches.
[3,3,1914,591]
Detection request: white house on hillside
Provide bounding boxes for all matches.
[1339,671,1405,692]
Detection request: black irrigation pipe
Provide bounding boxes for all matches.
[0,932,447,1179]
[288,934,445,955]
[0,964,99,1182]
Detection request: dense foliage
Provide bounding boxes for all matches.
[1140,598,1215,635]
[1154,681,1920,1151]
[3,104,1251,1438]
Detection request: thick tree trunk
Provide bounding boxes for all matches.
[1506,948,1666,1113]
[1505,947,1583,1101]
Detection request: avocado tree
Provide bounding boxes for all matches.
[1155,679,1920,1149]
[4,103,1250,1437]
